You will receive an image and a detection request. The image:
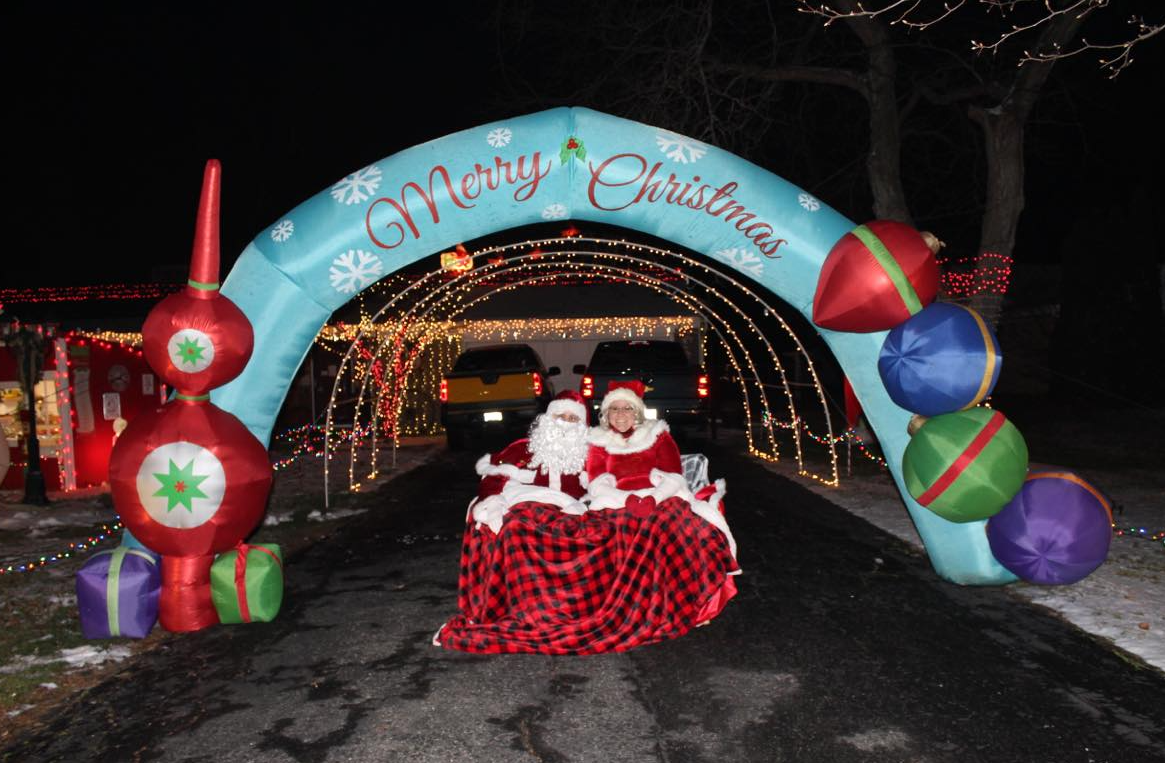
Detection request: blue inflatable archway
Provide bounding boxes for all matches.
[215,107,1014,585]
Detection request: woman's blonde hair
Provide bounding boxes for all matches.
[598,387,646,429]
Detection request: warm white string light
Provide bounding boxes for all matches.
[327,237,841,495]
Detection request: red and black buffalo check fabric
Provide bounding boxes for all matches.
[437,497,739,655]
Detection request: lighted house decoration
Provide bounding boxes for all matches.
[108,160,273,632]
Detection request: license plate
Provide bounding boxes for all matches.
[644,408,658,420]
[483,411,503,422]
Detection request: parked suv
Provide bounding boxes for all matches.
[573,340,710,439]
[440,344,559,449]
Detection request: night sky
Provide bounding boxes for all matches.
[8,4,1162,292]
[9,5,501,288]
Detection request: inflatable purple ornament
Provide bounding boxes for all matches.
[986,472,1112,585]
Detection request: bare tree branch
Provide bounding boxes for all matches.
[799,0,1162,77]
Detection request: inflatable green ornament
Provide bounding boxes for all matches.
[903,408,1028,523]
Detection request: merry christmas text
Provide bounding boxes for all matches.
[365,153,552,249]
[586,153,786,258]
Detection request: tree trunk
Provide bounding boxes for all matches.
[966,3,1091,329]
[842,10,912,224]
[968,107,1025,326]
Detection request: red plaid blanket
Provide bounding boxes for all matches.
[437,497,739,655]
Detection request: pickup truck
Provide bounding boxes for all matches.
[572,340,710,439]
[440,343,559,449]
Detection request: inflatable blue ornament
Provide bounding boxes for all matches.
[986,472,1112,585]
[878,302,1001,416]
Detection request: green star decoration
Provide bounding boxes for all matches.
[174,336,208,367]
[152,458,210,513]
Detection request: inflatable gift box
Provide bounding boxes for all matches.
[76,546,161,639]
[210,543,284,624]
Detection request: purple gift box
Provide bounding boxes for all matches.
[76,546,161,639]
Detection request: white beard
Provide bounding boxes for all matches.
[528,415,589,477]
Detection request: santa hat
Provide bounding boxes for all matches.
[600,379,647,420]
[547,389,589,425]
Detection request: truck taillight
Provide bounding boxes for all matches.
[581,375,594,398]
[439,378,448,403]
[697,374,709,397]
[531,372,543,396]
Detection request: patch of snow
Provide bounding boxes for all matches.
[58,645,133,668]
[306,508,367,522]
[763,460,1164,673]
[0,512,33,530]
[838,728,912,751]
[0,645,133,675]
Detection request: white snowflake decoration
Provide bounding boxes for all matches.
[486,127,513,148]
[541,203,568,220]
[798,192,821,212]
[330,164,382,205]
[714,247,764,278]
[329,250,383,294]
[270,220,294,242]
[655,131,707,164]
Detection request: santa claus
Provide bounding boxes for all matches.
[468,390,591,532]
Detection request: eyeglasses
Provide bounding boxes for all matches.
[553,412,581,423]
[607,406,636,414]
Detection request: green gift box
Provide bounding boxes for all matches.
[210,543,284,624]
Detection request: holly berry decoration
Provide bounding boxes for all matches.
[560,135,587,164]
[812,220,940,333]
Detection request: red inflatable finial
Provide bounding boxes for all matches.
[188,159,222,299]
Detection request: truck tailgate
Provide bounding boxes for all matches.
[446,373,536,403]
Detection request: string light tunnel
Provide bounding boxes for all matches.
[343,267,768,493]
[331,251,791,494]
[335,244,837,492]
[320,235,844,501]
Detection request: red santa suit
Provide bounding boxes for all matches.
[466,393,591,533]
[436,389,738,655]
[584,418,683,490]
[585,418,737,558]
[469,440,588,533]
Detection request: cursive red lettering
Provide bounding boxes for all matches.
[513,153,551,202]
[587,153,651,211]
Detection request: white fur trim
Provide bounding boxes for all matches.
[501,481,587,515]
[600,386,646,412]
[475,453,536,483]
[587,418,670,455]
[547,397,587,422]
[582,468,737,559]
[470,493,510,533]
[470,482,587,533]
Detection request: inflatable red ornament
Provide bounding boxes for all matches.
[109,160,272,633]
[140,160,254,396]
[813,221,940,333]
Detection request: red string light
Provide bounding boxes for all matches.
[0,283,181,305]
[937,252,1013,299]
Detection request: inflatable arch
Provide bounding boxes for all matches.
[215,107,1015,586]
